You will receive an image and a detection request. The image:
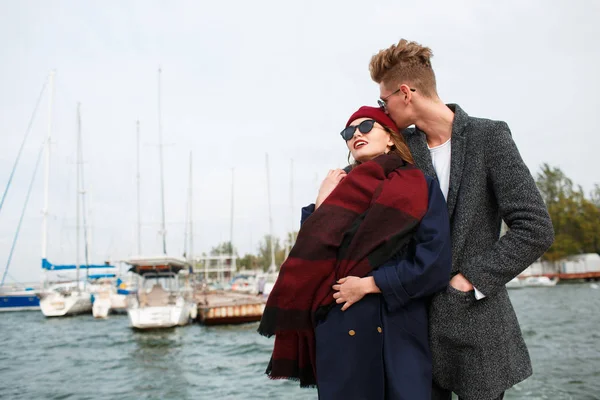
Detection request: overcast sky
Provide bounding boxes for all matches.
[1,0,598,282]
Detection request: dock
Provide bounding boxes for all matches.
[195,290,265,325]
[521,272,600,281]
[521,254,600,282]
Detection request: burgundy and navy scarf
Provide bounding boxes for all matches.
[257,153,428,387]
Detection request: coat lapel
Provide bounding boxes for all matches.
[445,104,469,219]
[405,129,436,178]
[404,104,470,219]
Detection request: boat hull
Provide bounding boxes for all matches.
[40,292,92,317]
[109,293,128,312]
[0,291,40,311]
[92,293,127,318]
[92,297,111,318]
[127,301,195,329]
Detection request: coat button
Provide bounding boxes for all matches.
[377,327,382,333]
[348,330,356,336]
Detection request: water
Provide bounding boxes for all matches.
[1,284,599,399]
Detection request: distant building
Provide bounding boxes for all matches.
[521,253,600,278]
[192,255,237,283]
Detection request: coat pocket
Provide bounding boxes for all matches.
[429,286,475,346]
[446,285,475,300]
[429,286,503,392]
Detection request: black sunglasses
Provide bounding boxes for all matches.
[340,119,384,141]
[378,87,416,113]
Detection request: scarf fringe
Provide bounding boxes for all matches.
[265,371,318,389]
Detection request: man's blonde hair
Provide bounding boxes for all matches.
[369,39,437,98]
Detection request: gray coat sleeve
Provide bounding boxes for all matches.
[460,122,554,295]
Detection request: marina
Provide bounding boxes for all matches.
[1,283,598,399]
[0,68,271,326]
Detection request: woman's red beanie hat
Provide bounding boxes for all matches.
[345,106,399,133]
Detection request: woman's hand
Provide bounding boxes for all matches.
[315,169,347,209]
[332,276,380,311]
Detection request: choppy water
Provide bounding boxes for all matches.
[1,283,599,399]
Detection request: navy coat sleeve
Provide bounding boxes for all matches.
[371,177,452,312]
[300,204,315,226]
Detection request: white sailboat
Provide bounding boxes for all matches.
[39,102,92,317]
[40,282,92,317]
[506,276,559,289]
[265,154,277,273]
[91,121,143,319]
[0,75,49,311]
[506,277,523,289]
[92,285,113,319]
[125,68,196,329]
[521,276,559,287]
[259,154,279,296]
[91,273,130,318]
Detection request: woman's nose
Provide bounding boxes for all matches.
[352,131,363,140]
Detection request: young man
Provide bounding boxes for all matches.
[368,39,554,400]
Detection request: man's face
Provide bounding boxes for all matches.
[379,83,413,130]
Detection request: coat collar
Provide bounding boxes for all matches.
[405,104,470,219]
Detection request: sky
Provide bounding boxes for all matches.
[1,0,598,283]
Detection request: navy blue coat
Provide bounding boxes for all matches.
[301,176,451,400]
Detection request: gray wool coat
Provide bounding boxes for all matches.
[403,104,554,399]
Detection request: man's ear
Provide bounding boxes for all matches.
[400,84,414,103]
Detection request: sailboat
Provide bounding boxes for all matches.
[90,270,131,318]
[126,68,196,329]
[259,153,279,296]
[39,102,97,317]
[0,75,50,311]
[90,122,144,319]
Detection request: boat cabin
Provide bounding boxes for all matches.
[125,256,193,308]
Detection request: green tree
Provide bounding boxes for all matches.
[284,231,299,249]
[590,184,600,208]
[544,233,580,262]
[257,234,284,271]
[579,198,600,254]
[210,241,238,257]
[238,253,260,270]
[536,165,600,260]
[536,163,574,205]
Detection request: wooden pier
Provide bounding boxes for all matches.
[521,272,600,281]
[194,290,265,325]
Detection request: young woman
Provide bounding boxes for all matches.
[259,106,451,400]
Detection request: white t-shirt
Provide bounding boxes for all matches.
[428,137,486,299]
[428,138,451,201]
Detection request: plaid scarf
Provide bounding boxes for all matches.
[257,153,428,387]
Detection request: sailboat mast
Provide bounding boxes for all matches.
[265,154,276,271]
[188,152,194,265]
[229,168,235,271]
[157,68,167,255]
[77,105,91,287]
[0,77,47,215]
[75,103,81,292]
[290,158,295,246]
[88,186,93,265]
[41,71,54,266]
[136,120,141,255]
